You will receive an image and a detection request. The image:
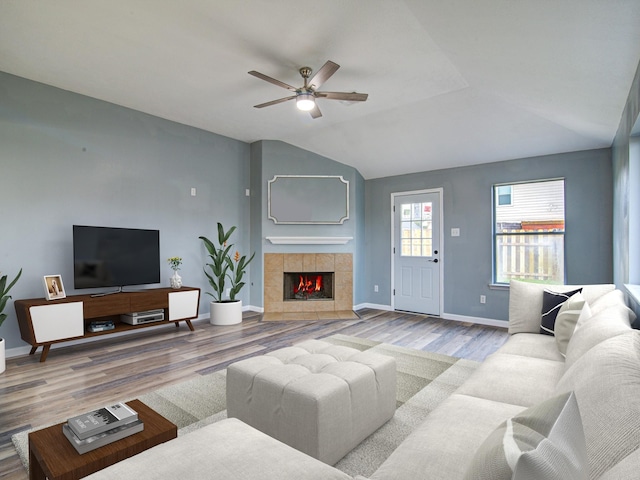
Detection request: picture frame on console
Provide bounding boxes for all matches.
[43,274,66,300]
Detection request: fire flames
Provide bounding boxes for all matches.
[294,274,323,296]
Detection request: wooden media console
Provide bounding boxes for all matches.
[14,287,200,362]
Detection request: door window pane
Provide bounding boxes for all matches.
[401,202,433,257]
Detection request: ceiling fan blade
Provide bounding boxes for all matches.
[254,95,296,108]
[248,71,297,91]
[308,61,340,90]
[309,103,322,119]
[316,91,368,102]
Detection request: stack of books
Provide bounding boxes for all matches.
[63,402,144,454]
[87,320,115,332]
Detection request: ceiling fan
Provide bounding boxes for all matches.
[248,60,368,119]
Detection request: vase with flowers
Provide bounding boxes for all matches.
[199,223,254,325]
[167,257,183,289]
[1,268,22,374]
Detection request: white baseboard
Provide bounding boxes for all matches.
[5,345,32,359]
[354,302,393,311]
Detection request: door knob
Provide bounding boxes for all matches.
[428,259,438,263]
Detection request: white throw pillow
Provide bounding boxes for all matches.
[554,293,588,356]
[463,391,588,480]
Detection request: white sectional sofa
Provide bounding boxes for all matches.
[87,281,640,480]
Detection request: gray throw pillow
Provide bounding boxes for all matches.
[540,288,582,336]
[463,391,588,480]
[554,292,588,356]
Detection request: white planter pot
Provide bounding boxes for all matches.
[209,300,242,326]
[0,338,5,374]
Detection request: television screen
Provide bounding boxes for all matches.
[73,225,160,289]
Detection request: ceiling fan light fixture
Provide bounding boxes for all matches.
[296,93,315,111]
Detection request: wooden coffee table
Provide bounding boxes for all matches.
[28,399,177,480]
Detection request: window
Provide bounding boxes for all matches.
[400,201,433,257]
[493,179,565,284]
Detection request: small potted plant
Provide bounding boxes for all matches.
[199,223,254,325]
[1,268,22,374]
[167,257,183,289]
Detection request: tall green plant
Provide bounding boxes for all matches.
[0,269,22,328]
[199,223,254,302]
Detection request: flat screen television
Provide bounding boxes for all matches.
[73,225,161,290]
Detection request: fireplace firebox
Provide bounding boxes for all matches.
[283,272,334,301]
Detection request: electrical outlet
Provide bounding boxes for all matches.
[190,187,197,196]
[374,285,379,292]
[480,295,486,304]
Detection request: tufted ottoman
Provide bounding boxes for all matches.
[226,339,397,465]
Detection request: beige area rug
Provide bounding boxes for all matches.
[12,334,479,477]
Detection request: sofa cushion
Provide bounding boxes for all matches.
[463,392,587,480]
[369,394,525,480]
[496,333,565,362]
[84,418,354,480]
[564,303,634,368]
[555,332,640,479]
[540,288,582,336]
[508,281,614,335]
[455,353,564,407]
[554,292,587,356]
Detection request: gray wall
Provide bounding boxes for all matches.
[364,149,613,322]
[0,72,251,349]
[612,57,640,320]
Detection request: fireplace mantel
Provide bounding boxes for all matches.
[265,236,353,245]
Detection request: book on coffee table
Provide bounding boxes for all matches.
[63,419,144,454]
[67,402,138,440]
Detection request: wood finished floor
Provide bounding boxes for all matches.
[0,309,508,479]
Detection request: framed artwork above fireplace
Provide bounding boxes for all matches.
[268,175,349,224]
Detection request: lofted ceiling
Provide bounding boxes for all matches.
[1,1,640,179]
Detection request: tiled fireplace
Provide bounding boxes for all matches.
[263,253,356,321]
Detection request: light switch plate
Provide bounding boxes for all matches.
[451,228,460,237]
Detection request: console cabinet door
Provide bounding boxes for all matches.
[168,290,199,321]
[30,302,84,343]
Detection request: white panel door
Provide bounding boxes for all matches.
[393,191,441,315]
